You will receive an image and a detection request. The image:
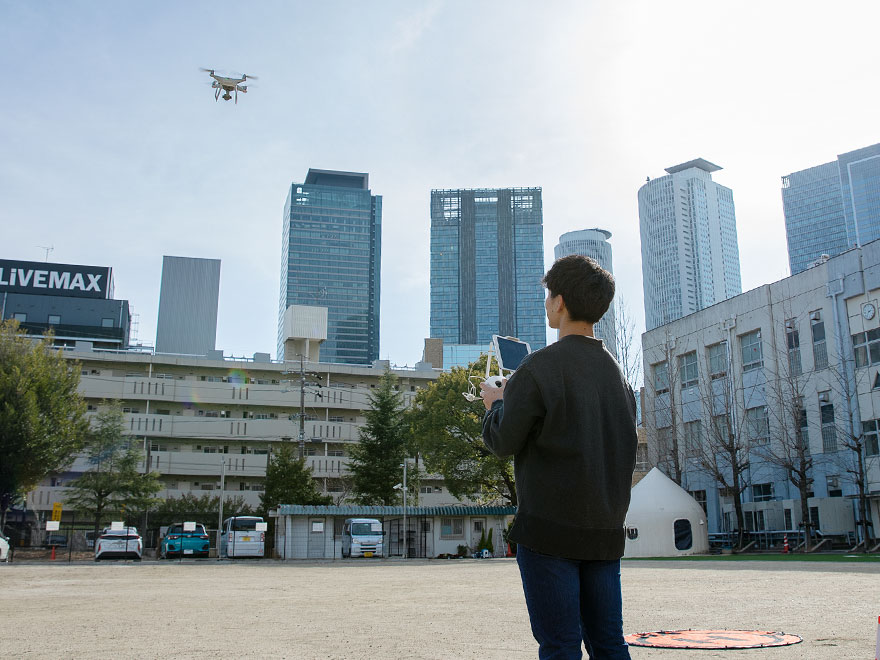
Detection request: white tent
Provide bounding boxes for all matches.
[624,468,709,558]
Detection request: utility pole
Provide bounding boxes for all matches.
[298,354,306,459]
[142,362,152,546]
[401,460,408,560]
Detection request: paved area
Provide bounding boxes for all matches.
[0,558,875,658]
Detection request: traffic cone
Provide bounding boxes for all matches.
[782,534,789,554]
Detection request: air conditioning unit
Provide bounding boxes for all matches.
[810,310,821,321]
[818,392,830,402]
[785,320,795,330]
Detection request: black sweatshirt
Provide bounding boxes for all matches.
[482,334,638,560]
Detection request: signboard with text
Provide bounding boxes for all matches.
[51,502,63,522]
[0,259,113,299]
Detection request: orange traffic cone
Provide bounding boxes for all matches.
[782,535,790,554]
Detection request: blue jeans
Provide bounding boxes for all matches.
[516,544,630,659]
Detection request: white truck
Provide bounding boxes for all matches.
[341,518,384,558]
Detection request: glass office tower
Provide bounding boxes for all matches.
[430,187,546,362]
[278,169,381,364]
[554,228,617,357]
[638,159,742,331]
[782,142,880,275]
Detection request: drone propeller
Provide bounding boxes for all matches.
[242,73,258,81]
[199,67,215,74]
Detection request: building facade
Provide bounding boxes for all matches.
[639,159,742,331]
[642,241,880,543]
[430,187,546,363]
[0,258,130,349]
[782,142,880,275]
[155,256,221,356]
[278,169,381,365]
[554,228,617,357]
[25,349,445,517]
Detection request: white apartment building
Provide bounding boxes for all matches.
[26,348,447,515]
[642,240,880,543]
[639,159,742,331]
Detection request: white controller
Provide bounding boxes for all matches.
[483,376,505,388]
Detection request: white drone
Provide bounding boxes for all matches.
[200,68,257,104]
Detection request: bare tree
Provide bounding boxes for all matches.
[614,295,643,390]
[645,335,683,485]
[753,309,817,550]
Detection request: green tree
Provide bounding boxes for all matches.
[66,404,162,534]
[145,492,255,531]
[259,441,332,514]
[0,320,90,528]
[408,358,517,505]
[349,369,408,505]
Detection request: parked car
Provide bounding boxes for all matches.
[45,533,68,548]
[220,516,265,558]
[342,518,385,558]
[0,531,10,562]
[94,527,142,561]
[160,522,210,559]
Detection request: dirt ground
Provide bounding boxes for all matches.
[0,558,876,659]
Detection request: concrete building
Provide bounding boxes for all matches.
[24,348,444,520]
[554,228,617,357]
[278,169,381,365]
[430,187,545,368]
[155,256,221,356]
[639,159,742,331]
[0,258,130,349]
[782,142,880,275]
[642,241,880,546]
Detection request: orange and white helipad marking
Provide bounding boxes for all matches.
[624,629,803,649]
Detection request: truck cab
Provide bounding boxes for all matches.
[341,518,384,558]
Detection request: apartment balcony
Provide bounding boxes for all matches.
[120,413,359,442]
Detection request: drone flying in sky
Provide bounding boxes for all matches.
[200,69,257,104]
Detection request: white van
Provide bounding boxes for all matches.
[341,518,384,558]
[220,516,265,558]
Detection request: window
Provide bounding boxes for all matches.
[746,406,769,445]
[656,427,672,460]
[101,318,114,328]
[707,342,728,378]
[852,328,880,368]
[796,405,810,455]
[711,414,730,443]
[785,321,802,376]
[653,361,669,394]
[740,331,763,371]
[679,352,698,389]
[673,519,693,550]
[328,416,343,423]
[48,314,61,325]
[688,489,707,515]
[752,483,773,502]
[811,316,828,369]
[13,313,26,322]
[826,475,842,497]
[820,402,836,452]
[440,518,464,539]
[419,486,433,494]
[683,420,702,457]
[862,420,880,456]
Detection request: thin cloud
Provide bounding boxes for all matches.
[390,1,442,52]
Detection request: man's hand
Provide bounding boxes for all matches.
[479,379,506,411]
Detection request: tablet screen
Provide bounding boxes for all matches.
[494,336,531,372]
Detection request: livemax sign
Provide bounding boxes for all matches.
[0,259,112,300]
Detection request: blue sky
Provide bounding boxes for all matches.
[3,1,879,369]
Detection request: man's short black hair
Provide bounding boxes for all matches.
[542,255,615,324]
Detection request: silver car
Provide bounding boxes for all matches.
[0,531,10,562]
[94,527,142,561]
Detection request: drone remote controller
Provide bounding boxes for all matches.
[483,376,505,388]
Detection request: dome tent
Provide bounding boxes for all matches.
[624,468,709,558]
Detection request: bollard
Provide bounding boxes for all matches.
[875,614,879,660]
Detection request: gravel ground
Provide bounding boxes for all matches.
[0,558,876,659]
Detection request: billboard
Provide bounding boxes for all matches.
[0,259,113,299]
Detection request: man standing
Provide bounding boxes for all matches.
[481,255,637,659]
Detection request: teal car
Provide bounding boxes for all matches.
[160,523,210,558]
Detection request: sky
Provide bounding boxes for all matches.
[3,1,880,373]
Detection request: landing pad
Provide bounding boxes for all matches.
[624,629,803,649]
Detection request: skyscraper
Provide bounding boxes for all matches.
[554,229,617,357]
[278,169,381,364]
[155,255,221,356]
[430,187,545,364]
[782,142,880,275]
[638,159,742,331]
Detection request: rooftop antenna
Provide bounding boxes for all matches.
[37,245,54,262]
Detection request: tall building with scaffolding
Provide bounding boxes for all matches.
[554,229,617,357]
[278,169,381,365]
[430,187,545,366]
[638,159,742,331]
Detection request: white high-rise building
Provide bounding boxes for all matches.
[155,256,221,356]
[638,159,742,330]
[554,228,617,357]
